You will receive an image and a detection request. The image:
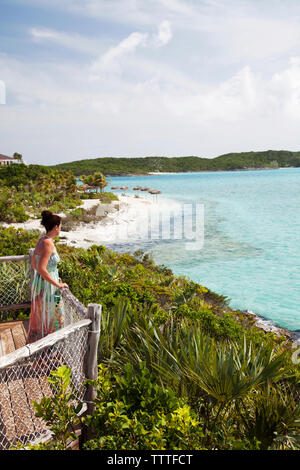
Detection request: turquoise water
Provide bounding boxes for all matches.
[105,168,300,331]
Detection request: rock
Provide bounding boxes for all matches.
[96,203,118,217]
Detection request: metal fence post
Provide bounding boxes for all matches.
[81,303,101,446]
[28,248,35,296]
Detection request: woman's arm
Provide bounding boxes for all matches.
[35,239,61,288]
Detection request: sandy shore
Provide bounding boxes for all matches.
[58,194,158,249]
[1,194,172,249]
[1,193,297,341]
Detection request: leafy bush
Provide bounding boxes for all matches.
[61,205,105,232]
[0,164,82,222]
[15,366,82,450]
[83,363,205,450]
[0,227,39,256]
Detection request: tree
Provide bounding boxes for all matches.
[270,160,279,169]
[13,152,23,162]
[92,171,108,193]
[80,172,108,193]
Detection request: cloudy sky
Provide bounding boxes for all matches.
[1,0,300,165]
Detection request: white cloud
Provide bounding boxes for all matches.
[165,66,259,122]
[15,1,300,68]
[91,31,149,77]
[29,27,102,56]
[3,0,300,163]
[269,57,300,119]
[0,80,6,104]
[90,22,172,78]
[153,21,173,47]
[2,48,300,164]
[215,16,300,64]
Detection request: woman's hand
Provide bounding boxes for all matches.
[58,282,69,289]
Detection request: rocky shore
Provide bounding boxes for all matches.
[243,309,299,342]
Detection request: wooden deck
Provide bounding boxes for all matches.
[0,320,29,357]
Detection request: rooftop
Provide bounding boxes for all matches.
[0,154,14,160]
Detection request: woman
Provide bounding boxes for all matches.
[27,210,69,344]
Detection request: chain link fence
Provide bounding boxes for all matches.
[0,251,101,450]
[0,322,90,449]
[0,256,31,310]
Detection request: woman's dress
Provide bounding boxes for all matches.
[27,251,64,344]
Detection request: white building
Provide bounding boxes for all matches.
[0,154,22,166]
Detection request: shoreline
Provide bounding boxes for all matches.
[0,193,156,249]
[59,194,157,248]
[105,166,297,178]
[242,310,298,342]
[1,193,297,342]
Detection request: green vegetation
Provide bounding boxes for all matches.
[0,163,116,224]
[1,224,299,450]
[81,323,299,450]
[61,205,105,232]
[0,226,40,256]
[83,362,205,450]
[50,150,300,176]
[15,365,82,450]
[0,163,81,223]
[79,171,108,192]
[79,191,118,202]
[3,153,299,450]
[12,152,23,163]
[43,243,300,450]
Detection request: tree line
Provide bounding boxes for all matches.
[49,150,300,176]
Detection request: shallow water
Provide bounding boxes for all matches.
[105,168,300,331]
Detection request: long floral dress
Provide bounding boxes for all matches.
[27,251,64,344]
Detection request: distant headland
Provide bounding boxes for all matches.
[49,150,300,176]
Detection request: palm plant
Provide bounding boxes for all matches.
[236,383,300,449]
[98,298,137,364]
[187,335,286,402]
[93,171,108,193]
[108,307,287,429]
[114,315,286,399]
[97,299,293,448]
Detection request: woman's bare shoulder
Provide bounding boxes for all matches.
[35,237,54,255]
[43,238,54,248]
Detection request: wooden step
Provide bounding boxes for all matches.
[0,321,29,357]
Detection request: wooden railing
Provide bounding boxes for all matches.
[0,249,101,450]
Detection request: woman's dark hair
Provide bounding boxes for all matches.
[41,210,62,232]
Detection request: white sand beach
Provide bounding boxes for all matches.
[59,194,155,249]
[1,194,180,250]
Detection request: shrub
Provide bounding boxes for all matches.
[83,363,205,450]
[15,366,83,450]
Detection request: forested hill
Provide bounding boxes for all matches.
[50,150,300,176]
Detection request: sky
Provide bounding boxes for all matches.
[1,0,300,165]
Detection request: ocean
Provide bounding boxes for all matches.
[104,168,300,332]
